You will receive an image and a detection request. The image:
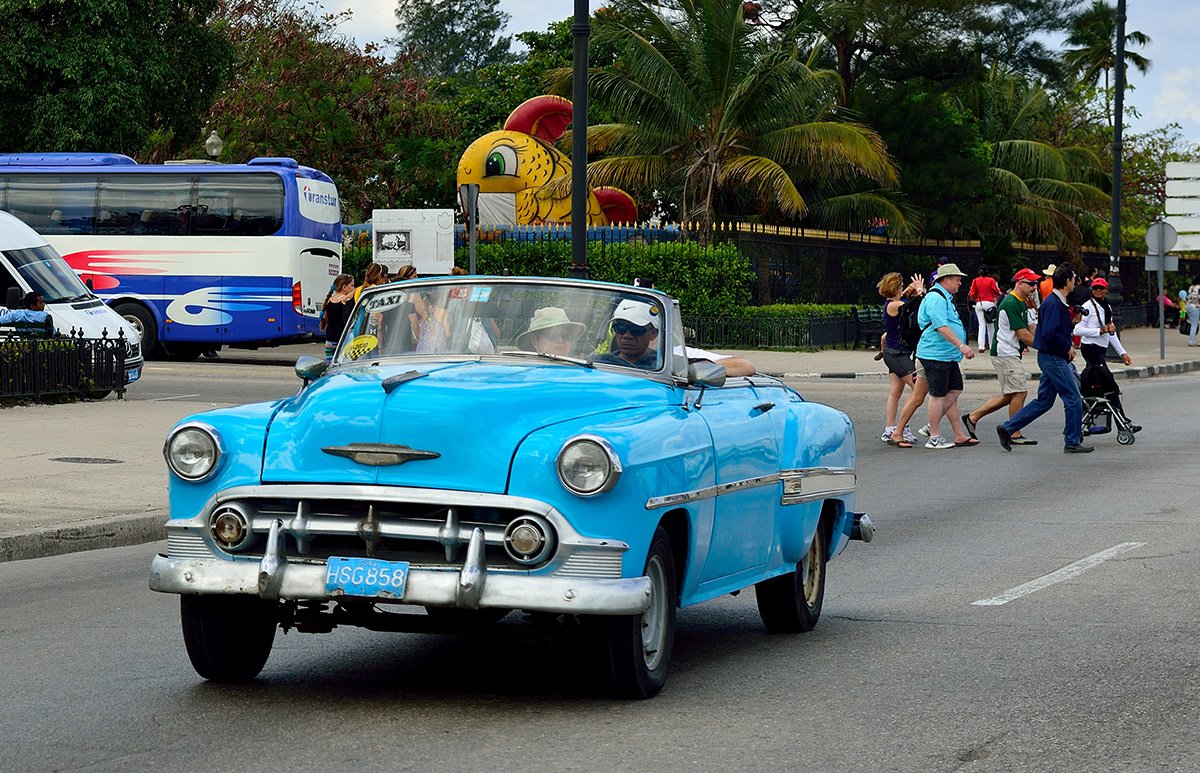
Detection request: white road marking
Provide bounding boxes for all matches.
[972,541,1146,606]
[148,394,202,401]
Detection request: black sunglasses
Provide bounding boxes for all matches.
[613,320,649,336]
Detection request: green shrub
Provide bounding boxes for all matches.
[453,239,755,317]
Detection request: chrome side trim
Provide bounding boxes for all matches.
[780,468,857,505]
[644,467,856,510]
[645,473,780,509]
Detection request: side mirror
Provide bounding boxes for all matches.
[295,355,327,383]
[687,360,727,388]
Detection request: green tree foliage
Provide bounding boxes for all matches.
[1062,0,1152,126]
[393,0,517,82]
[961,68,1111,255]
[554,0,902,235]
[205,0,458,220]
[0,0,232,156]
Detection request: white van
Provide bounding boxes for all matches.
[0,210,143,385]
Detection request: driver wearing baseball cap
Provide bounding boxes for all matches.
[596,299,662,370]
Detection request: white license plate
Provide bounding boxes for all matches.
[324,557,410,599]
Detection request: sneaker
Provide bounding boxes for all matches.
[917,423,931,437]
[925,435,954,449]
[1064,442,1095,454]
[881,427,896,443]
[903,427,917,443]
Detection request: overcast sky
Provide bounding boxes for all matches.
[322,0,1200,144]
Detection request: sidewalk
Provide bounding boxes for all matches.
[3,325,1198,563]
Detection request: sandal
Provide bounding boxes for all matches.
[885,438,913,448]
[963,415,978,440]
[954,437,980,447]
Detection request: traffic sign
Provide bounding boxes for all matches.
[1147,220,1179,253]
[1166,179,1200,197]
[1166,161,1200,178]
[1166,198,1200,215]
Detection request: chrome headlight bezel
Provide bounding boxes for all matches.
[556,435,622,497]
[163,422,224,482]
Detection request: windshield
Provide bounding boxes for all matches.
[335,281,669,373]
[3,245,93,304]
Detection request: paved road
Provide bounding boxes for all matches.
[3,371,1197,770]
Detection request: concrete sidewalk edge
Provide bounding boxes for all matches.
[0,512,164,563]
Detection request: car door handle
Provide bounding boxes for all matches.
[753,402,775,414]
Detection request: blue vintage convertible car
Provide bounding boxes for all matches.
[149,277,872,698]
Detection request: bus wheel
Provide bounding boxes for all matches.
[114,303,157,355]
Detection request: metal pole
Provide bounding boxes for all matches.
[1109,0,1127,307]
[460,183,479,275]
[570,0,590,279]
[1158,261,1165,359]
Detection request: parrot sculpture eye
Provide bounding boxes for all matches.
[485,146,517,177]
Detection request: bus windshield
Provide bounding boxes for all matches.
[3,245,94,304]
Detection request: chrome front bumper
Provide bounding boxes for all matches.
[149,520,651,616]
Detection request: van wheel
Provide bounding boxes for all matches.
[114,302,157,354]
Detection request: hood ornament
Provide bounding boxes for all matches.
[322,443,440,467]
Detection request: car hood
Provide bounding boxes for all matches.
[261,360,672,492]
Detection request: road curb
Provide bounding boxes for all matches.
[0,513,163,563]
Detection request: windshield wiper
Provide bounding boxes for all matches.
[504,350,595,368]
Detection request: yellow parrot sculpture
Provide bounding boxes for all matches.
[456,95,638,227]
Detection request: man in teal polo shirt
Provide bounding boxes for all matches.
[916,263,977,449]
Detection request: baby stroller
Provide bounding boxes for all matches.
[1078,363,1139,445]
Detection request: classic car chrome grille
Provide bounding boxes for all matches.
[167,532,211,559]
[557,551,623,579]
[218,495,553,570]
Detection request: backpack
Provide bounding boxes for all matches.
[898,295,925,352]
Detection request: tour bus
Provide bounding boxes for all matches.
[0,210,144,386]
[0,153,342,359]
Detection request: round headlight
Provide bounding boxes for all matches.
[164,424,222,481]
[556,436,621,496]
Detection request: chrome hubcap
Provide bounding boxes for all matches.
[123,315,144,337]
[641,555,668,670]
[801,535,822,607]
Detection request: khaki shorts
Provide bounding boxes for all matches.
[992,356,1029,395]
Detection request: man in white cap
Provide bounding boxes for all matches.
[597,299,663,369]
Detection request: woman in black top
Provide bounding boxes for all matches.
[322,273,356,363]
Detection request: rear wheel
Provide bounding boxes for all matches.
[162,342,206,362]
[114,302,157,355]
[592,527,677,699]
[180,595,278,682]
[755,524,827,633]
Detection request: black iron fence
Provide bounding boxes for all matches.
[0,330,128,401]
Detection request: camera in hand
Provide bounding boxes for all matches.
[1071,304,1089,316]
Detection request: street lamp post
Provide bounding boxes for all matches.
[570,0,590,279]
[205,130,224,163]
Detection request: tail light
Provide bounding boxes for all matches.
[292,281,303,313]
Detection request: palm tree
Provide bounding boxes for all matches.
[1062,0,1151,126]
[549,0,902,234]
[963,67,1111,255]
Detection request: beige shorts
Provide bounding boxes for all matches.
[992,356,1028,395]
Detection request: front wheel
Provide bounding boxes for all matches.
[1117,429,1135,445]
[113,302,158,355]
[755,524,827,633]
[592,527,677,699]
[180,595,278,682]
